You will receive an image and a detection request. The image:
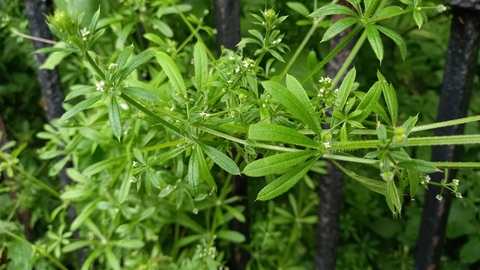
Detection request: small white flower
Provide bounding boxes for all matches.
[192,208,199,215]
[190,58,195,65]
[456,193,462,199]
[109,63,117,70]
[425,175,431,183]
[227,80,233,84]
[96,80,105,92]
[436,194,442,201]
[436,4,447,12]
[262,103,266,108]
[243,60,249,68]
[203,9,209,15]
[205,113,210,117]
[319,88,325,93]
[235,67,240,73]
[452,179,459,185]
[277,38,282,43]
[80,27,90,37]
[323,142,331,148]
[229,56,234,60]
[120,103,129,110]
[132,161,138,167]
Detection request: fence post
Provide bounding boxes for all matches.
[25,0,85,266]
[414,6,480,270]
[213,1,250,269]
[315,1,355,269]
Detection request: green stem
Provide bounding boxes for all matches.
[170,1,215,61]
[323,154,376,164]
[411,115,480,133]
[301,24,362,84]
[331,30,366,87]
[279,0,338,79]
[432,162,480,169]
[174,26,201,57]
[2,230,68,270]
[0,152,62,198]
[85,52,105,80]
[120,93,182,136]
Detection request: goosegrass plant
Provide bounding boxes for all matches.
[1,0,480,268]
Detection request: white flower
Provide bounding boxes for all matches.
[235,67,240,73]
[436,194,442,201]
[456,193,462,199]
[229,56,234,60]
[96,80,105,92]
[109,63,117,70]
[192,208,199,215]
[81,27,90,37]
[452,179,459,185]
[132,161,138,167]
[323,142,331,148]
[425,175,431,183]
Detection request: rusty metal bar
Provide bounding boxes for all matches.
[414,7,480,270]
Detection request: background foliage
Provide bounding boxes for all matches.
[1,0,480,269]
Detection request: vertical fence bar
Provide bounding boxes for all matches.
[25,0,85,266]
[414,7,480,270]
[214,1,250,269]
[315,1,355,269]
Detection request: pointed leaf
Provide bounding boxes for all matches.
[122,87,160,102]
[366,26,384,63]
[378,71,398,125]
[257,158,317,200]
[200,143,240,175]
[336,67,356,110]
[309,4,358,18]
[105,246,121,270]
[188,149,200,197]
[398,159,439,173]
[156,52,187,96]
[322,17,358,42]
[262,81,322,135]
[386,180,402,214]
[71,199,100,231]
[408,170,420,198]
[194,42,209,91]
[109,97,122,140]
[217,230,246,243]
[286,74,319,129]
[61,94,102,120]
[116,45,134,68]
[370,6,404,22]
[196,147,217,190]
[65,85,95,101]
[355,82,381,122]
[248,123,318,148]
[286,2,310,17]
[118,49,156,82]
[244,150,317,177]
[332,161,386,195]
[375,25,406,60]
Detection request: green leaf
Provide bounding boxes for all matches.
[110,240,145,249]
[118,49,156,82]
[269,49,285,63]
[366,26,383,63]
[244,150,317,177]
[116,45,134,68]
[286,2,310,17]
[65,85,95,101]
[35,46,76,54]
[332,161,386,195]
[460,236,480,264]
[217,230,246,243]
[39,51,71,70]
[156,52,187,96]
[374,25,406,60]
[150,19,173,37]
[63,241,92,253]
[377,124,388,144]
[285,74,320,132]
[117,168,131,204]
[257,158,317,200]
[200,143,240,175]
[370,6,404,22]
[248,123,318,148]
[354,82,381,122]
[262,81,322,135]
[402,114,418,135]
[194,42,209,91]
[105,246,121,270]
[145,169,160,195]
[413,10,424,29]
[336,68,356,110]
[398,159,439,173]
[340,123,348,142]
[48,155,70,176]
[109,97,122,140]
[321,17,358,42]
[188,149,200,197]
[144,33,166,46]
[122,87,160,102]
[386,180,402,214]
[223,205,246,222]
[71,198,100,231]
[378,71,398,125]
[83,157,124,176]
[61,189,94,201]
[309,4,358,18]
[196,147,217,190]
[61,94,102,120]
[408,170,420,198]
[89,7,101,32]
[66,168,90,184]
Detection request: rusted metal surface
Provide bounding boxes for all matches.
[315,1,355,269]
[414,7,480,270]
[213,1,249,269]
